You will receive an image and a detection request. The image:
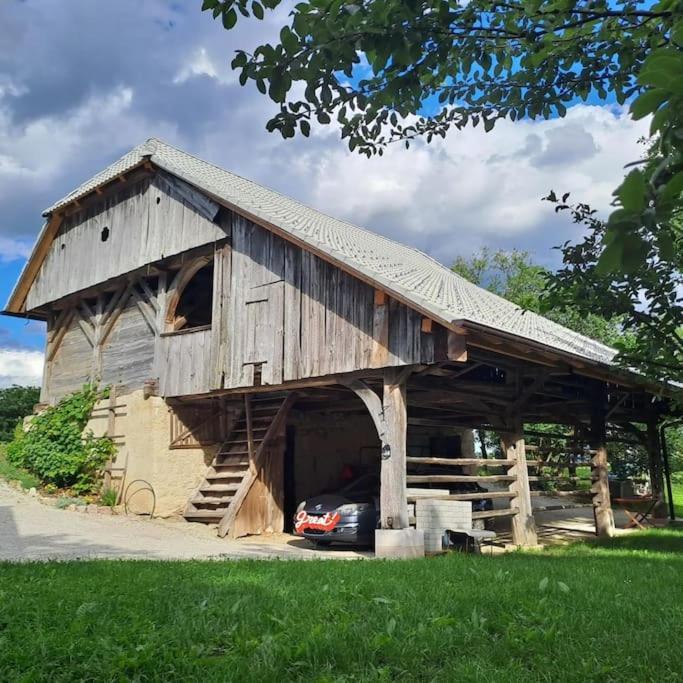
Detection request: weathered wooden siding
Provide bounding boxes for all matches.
[158,328,212,397]
[27,173,227,310]
[46,314,92,400]
[99,296,156,393]
[212,215,433,392]
[41,197,435,401]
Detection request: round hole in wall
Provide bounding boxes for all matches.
[60,243,66,250]
[101,226,110,242]
[156,196,161,205]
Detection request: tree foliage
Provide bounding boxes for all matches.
[451,247,626,347]
[544,195,682,384]
[204,0,682,380]
[0,385,40,443]
[6,385,116,494]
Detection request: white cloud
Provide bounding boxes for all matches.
[0,237,32,262]
[174,47,235,85]
[0,348,43,387]
[279,104,650,264]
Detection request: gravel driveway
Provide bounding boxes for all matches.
[0,483,367,562]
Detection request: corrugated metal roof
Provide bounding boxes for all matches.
[45,137,616,365]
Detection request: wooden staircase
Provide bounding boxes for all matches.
[184,392,291,524]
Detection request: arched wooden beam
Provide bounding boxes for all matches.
[164,255,213,331]
[340,378,386,444]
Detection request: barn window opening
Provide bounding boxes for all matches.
[100,226,110,242]
[172,261,214,331]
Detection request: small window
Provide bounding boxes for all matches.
[100,226,110,242]
[172,262,214,331]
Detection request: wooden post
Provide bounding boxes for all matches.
[381,367,409,529]
[503,418,537,547]
[589,404,615,538]
[646,418,667,518]
[103,385,117,491]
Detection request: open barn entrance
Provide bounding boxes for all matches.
[282,389,381,533]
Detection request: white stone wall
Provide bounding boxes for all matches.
[416,499,472,553]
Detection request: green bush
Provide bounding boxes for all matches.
[0,385,40,442]
[7,385,116,494]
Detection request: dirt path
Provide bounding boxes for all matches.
[0,483,367,562]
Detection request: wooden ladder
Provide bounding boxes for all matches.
[183,392,293,525]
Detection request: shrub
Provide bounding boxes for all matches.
[7,385,116,494]
[0,385,40,442]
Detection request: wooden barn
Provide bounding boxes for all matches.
[4,138,675,554]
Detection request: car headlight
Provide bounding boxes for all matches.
[296,501,306,513]
[338,503,371,515]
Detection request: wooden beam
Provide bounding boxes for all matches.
[503,417,538,547]
[370,292,389,368]
[381,367,409,529]
[589,401,615,538]
[340,378,386,443]
[447,330,467,363]
[5,213,64,314]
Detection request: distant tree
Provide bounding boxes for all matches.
[544,196,682,386]
[0,386,40,442]
[451,248,626,347]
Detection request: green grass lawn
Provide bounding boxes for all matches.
[1,531,682,681]
[672,481,683,518]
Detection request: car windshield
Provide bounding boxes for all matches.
[340,474,379,501]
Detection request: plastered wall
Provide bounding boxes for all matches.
[87,389,216,517]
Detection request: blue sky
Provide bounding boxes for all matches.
[0,0,649,385]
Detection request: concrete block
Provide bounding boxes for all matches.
[375,529,425,559]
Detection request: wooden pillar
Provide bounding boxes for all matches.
[590,406,615,538]
[503,418,537,547]
[381,368,409,529]
[646,418,667,518]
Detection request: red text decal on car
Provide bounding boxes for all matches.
[294,510,341,533]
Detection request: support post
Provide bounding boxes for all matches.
[381,367,409,529]
[646,418,667,518]
[503,417,537,547]
[589,401,615,538]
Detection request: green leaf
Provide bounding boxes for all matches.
[596,235,624,275]
[252,1,264,19]
[300,120,310,137]
[617,170,647,213]
[657,232,675,261]
[630,89,668,120]
[660,171,683,202]
[222,8,238,29]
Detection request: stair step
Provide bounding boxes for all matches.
[192,496,233,506]
[184,510,225,522]
[200,483,240,493]
[207,470,249,480]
